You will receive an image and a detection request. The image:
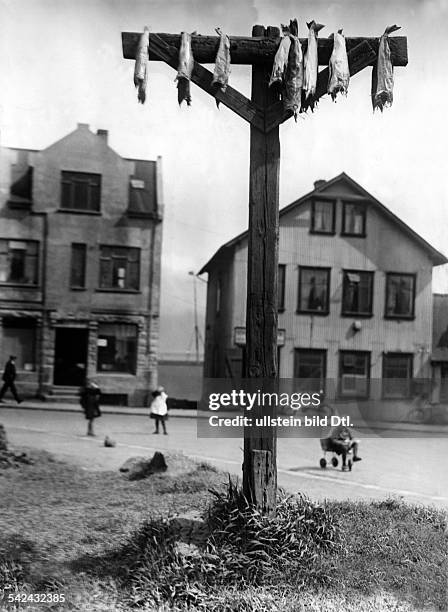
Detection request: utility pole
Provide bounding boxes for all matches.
[122,26,407,514]
[189,270,200,363]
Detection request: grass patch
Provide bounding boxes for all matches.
[0,448,446,611]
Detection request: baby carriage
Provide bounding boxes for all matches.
[319,436,354,472]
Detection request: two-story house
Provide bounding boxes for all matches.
[0,123,163,405]
[199,173,447,421]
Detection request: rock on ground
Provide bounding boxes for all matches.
[119,451,167,480]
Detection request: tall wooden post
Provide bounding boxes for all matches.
[242,25,280,514]
[121,26,407,515]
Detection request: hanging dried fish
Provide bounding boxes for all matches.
[303,20,325,110]
[283,19,303,120]
[269,24,291,89]
[371,25,401,112]
[134,26,149,104]
[328,29,350,101]
[212,28,231,93]
[176,31,194,106]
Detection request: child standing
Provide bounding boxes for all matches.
[149,386,168,435]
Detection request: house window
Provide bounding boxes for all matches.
[0,239,38,285]
[70,243,87,288]
[342,270,374,316]
[2,318,37,371]
[382,353,413,398]
[339,351,370,398]
[278,264,286,311]
[97,323,138,374]
[294,349,326,392]
[441,363,448,402]
[385,273,415,319]
[342,202,366,236]
[99,246,140,291]
[216,277,222,314]
[310,199,335,234]
[297,267,330,314]
[61,171,101,212]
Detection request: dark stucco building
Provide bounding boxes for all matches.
[0,124,163,405]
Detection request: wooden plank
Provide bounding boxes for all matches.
[265,39,378,132]
[122,32,408,67]
[242,25,278,515]
[139,32,265,131]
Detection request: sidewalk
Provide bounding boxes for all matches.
[1,399,448,434]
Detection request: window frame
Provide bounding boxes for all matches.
[294,348,327,393]
[341,200,367,237]
[96,323,138,375]
[338,350,371,399]
[310,197,336,235]
[60,171,101,213]
[297,266,331,316]
[70,243,87,289]
[278,264,286,312]
[0,238,39,286]
[384,272,416,320]
[98,245,141,292]
[382,352,413,399]
[341,269,374,317]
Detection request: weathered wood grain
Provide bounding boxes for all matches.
[242,25,279,514]
[122,31,408,67]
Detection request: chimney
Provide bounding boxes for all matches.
[77,122,89,130]
[314,179,326,190]
[97,129,108,144]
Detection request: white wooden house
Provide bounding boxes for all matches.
[199,173,447,421]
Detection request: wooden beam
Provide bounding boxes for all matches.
[265,39,378,133]
[243,25,279,515]
[136,32,265,131]
[122,32,408,67]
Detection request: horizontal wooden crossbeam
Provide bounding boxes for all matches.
[122,31,408,67]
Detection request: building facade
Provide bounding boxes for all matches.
[200,173,447,420]
[0,123,163,405]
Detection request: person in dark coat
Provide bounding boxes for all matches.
[79,379,101,436]
[0,356,22,404]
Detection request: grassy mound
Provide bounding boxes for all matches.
[0,449,446,611]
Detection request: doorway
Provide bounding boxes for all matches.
[53,328,88,386]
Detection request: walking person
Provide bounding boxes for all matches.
[149,386,168,435]
[0,356,22,404]
[79,379,101,436]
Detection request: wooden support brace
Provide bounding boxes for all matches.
[265,39,378,133]
[126,32,265,131]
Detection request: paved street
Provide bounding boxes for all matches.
[1,407,447,509]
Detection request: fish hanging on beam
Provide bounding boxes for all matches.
[303,20,325,111]
[371,25,401,111]
[269,24,291,89]
[134,26,150,104]
[212,27,231,107]
[176,31,195,106]
[283,19,303,121]
[328,29,350,101]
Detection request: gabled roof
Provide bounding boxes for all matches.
[199,172,448,273]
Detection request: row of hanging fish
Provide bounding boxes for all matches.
[133,27,231,107]
[270,20,399,117]
[133,24,399,114]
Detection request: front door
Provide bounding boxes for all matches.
[53,328,88,386]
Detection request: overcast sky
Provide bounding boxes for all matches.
[1,0,447,357]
